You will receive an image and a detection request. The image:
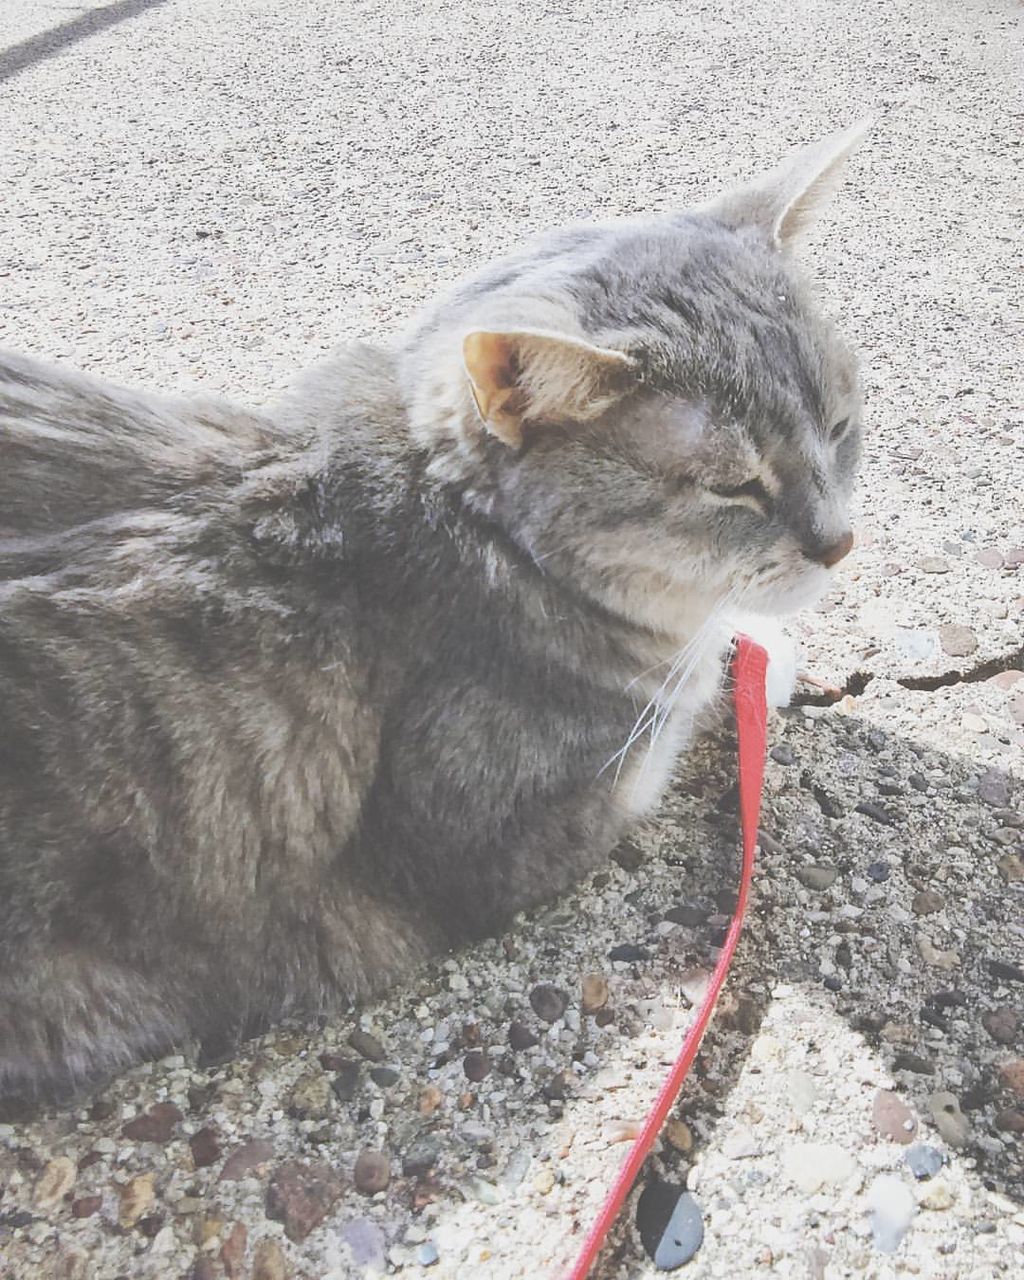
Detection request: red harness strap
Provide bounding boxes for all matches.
[564,634,769,1279]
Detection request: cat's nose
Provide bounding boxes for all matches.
[815,529,855,568]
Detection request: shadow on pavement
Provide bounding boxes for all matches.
[0,0,165,84]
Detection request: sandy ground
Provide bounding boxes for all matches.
[0,0,1022,1277]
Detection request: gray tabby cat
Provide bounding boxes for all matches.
[0,124,867,1100]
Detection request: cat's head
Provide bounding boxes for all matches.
[402,123,869,634]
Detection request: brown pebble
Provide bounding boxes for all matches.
[252,1238,290,1280]
[529,983,569,1023]
[318,1052,350,1071]
[71,1195,102,1219]
[912,890,945,916]
[995,1108,1024,1134]
[419,1085,444,1116]
[999,1059,1024,1099]
[353,1149,390,1195]
[997,854,1024,884]
[581,973,610,1014]
[982,1007,1019,1045]
[595,1007,616,1028]
[221,1221,248,1279]
[664,1118,694,1153]
[872,1089,918,1144]
[347,1029,385,1062]
[508,1020,540,1050]
[118,1173,156,1228]
[219,1139,275,1182]
[189,1126,222,1169]
[265,1160,344,1242]
[938,624,978,658]
[34,1156,76,1209]
[121,1101,183,1144]
[463,1050,490,1082]
[190,1261,219,1280]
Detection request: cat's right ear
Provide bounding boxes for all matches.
[704,118,873,248]
[462,329,636,448]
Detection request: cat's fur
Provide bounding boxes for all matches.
[0,125,867,1099]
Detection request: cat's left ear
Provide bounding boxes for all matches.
[705,118,873,248]
[462,329,636,448]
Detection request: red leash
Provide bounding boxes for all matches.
[565,634,769,1279]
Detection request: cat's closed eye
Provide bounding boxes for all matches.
[830,417,850,443]
[706,477,773,511]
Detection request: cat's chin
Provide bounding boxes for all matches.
[743,565,835,617]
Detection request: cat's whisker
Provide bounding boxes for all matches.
[629,584,750,801]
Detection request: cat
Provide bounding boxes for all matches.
[0,122,867,1101]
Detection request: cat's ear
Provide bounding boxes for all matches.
[706,119,872,248]
[462,329,635,448]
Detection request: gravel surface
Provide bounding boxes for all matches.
[1,1,1022,1277]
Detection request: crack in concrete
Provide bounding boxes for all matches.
[793,644,1024,706]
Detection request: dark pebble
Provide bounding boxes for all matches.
[609,944,651,963]
[995,1108,1024,1134]
[813,785,845,819]
[866,730,888,752]
[368,1066,399,1088]
[318,1052,350,1071]
[795,865,838,891]
[353,1149,391,1195]
[265,1160,345,1243]
[463,1052,490,1083]
[636,1182,704,1269]
[347,1029,386,1062]
[932,989,968,1009]
[138,1213,165,1239]
[543,1070,573,1101]
[402,1135,442,1177]
[866,861,891,882]
[716,783,739,814]
[905,1143,944,1180]
[89,1099,116,1122]
[977,771,1011,808]
[987,958,1024,984]
[218,1139,276,1182]
[894,1051,935,1075]
[920,1004,948,1031]
[770,744,796,765]
[71,1196,102,1219]
[508,1021,540,1050]
[189,1127,222,1169]
[855,801,895,826]
[611,840,644,872]
[912,890,945,916]
[122,1102,183,1144]
[823,976,842,992]
[0,1211,34,1230]
[909,774,929,792]
[529,984,570,1023]
[982,1007,1019,1045]
[331,1062,362,1102]
[877,781,904,797]
[663,903,707,927]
